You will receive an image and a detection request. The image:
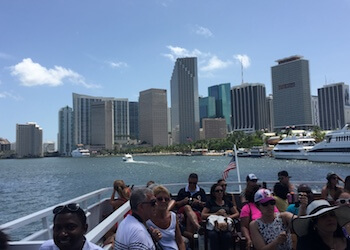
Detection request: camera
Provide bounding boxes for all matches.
[188,197,193,205]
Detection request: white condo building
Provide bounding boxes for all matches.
[16,122,43,158]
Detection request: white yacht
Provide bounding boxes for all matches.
[307,124,350,163]
[272,136,316,160]
[122,153,134,162]
[71,148,90,157]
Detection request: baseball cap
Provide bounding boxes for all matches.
[254,188,275,203]
[326,172,337,180]
[246,173,258,182]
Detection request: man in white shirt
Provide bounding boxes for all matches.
[115,188,159,250]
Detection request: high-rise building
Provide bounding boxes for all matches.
[90,100,114,150]
[114,99,129,143]
[58,106,73,156]
[311,95,320,127]
[202,118,227,139]
[318,82,350,130]
[170,57,200,144]
[231,83,268,132]
[208,83,232,131]
[72,93,114,146]
[129,102,139,140]
[16,122,43,158]
[271,55,313,130]
[199,96,216,127]
[266,95,274,132]
[139,89,168,146]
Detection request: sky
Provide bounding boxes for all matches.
[1,0,350,145]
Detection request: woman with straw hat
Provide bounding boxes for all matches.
[292,200,350,249]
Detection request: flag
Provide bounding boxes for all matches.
[222,155,237,180]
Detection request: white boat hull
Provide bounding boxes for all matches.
[273,152,308,160]
[307,152,350,163]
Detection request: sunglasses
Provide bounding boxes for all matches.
[157,197,170,202]
[260,200,276,207]
[189,182,197,185]
[142,199,157,207]
[53,203,80,214]
[215,189,223,193]
[221,184,227,187]
[336,198,350,205]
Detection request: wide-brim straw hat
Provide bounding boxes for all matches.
[292,200,350,237]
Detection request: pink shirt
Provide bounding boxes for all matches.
[240,202,279,221]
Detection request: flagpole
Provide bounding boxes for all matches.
[234,144,242,193]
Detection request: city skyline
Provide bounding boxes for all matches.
[1,0,350,143]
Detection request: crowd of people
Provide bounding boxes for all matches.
[26,171,350,250]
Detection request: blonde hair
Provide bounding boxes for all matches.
[153,185,170,197]
[113,180,130,199]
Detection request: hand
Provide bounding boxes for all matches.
[150,227,162,241]
[246,239,253,250]
[216,209,227,216]
[276,231,287,245]
[298,193,308,207]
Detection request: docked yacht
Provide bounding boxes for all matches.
[71,148,90,157]
[272,136,316,160]
[122,153,133,162]
[307,124,350,163]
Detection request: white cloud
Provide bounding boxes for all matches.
[234,54,251,69]
[195,25,213,38]
[10,58,99,88]
[108,61,128,69]
[0,91,21,100]
[163,46,203,62]
[201,56,231,72]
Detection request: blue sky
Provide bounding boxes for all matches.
[1,0,350,144]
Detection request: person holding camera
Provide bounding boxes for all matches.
[286,184,314,215]
[175,173,206,241]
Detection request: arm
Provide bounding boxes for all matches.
[320,186,327,200]
[228,205,240,219]
[201,207,212,220]
[175,217,186,250]
[167,199,176,211]
[249,220,288,250]
[240,216,253,250]
[175,197,189,208]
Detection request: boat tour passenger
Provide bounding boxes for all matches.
[240,186,279,250]
[321,172,344,205]
[292,200,350,250]
[175,173,206,240]
[249,189,293,250]
[217,178,239,208]
[201,184,239,250]
[110,180,131,210]
[39,203,103,250]
[335,190,350,240]
[273,182,290,212]
[115,188,160,250]
[240,174,259,205]
[146,185,185,250]
[278,170,295,193]
[286,184,314,215]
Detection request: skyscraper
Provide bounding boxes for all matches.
[58,106,73,156]
[318,82,350,130]
[170,57,200,144]
[266,95,274,132]
[72,93,114,146]
[16,122,43,158]
[208,83,232,131]
[139,89,168,146]
[90,100,114,150]
[271,55,313,130]
[199,96,216,127]
[231,83,268,132]
[114,99,129,143]
[129,102,139,140]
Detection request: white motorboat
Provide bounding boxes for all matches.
[71,148,90,157]
[272,136,315,160]
[122,153,133,162]
[307,124,350,163]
